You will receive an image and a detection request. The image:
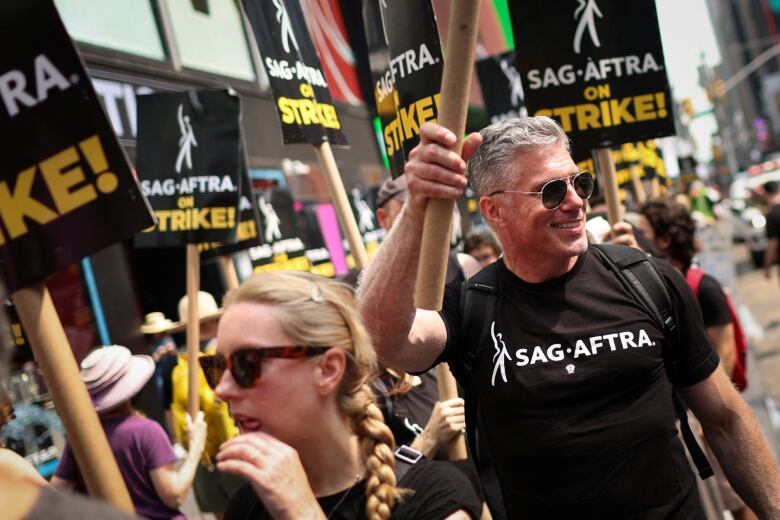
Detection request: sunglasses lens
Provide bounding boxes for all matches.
[232,350,262,388]
[574,173,594,200]
[541,179,568,209]
[200,355,226,390]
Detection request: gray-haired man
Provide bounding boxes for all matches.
[358,117,780,519]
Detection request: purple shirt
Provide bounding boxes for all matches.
[55,415,184,520]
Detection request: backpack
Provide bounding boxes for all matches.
[457,244,714,518]
[685,266,748,391]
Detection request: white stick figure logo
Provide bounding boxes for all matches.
[175,103,197,174]
[573,0,603,54]
[500,58,524,108]
[490,321,512,387]
[351,189,375,232]
[272,0,299,54]
[258,195,282,243]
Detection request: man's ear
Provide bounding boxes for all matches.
[376,207,389,231]
[657,235,672,252]
[314,348,347,396]
[479,196,504,229]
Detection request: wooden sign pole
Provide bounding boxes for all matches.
[12,285,134,513]
[650,176,661,198]
[630,164,647,205]
[219,255,240,291]
[186,244,201,418]
[314,141,369,269]
[414,0,481,312]
[417,0,481,461]
[595,147,623,227]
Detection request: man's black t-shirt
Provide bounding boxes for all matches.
[766,204,780,259]
[223,459,482,519]
[438,246,719,519]
[694,273,731,328]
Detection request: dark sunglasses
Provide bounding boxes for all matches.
[488,171,594,210]
[199,346,330,389]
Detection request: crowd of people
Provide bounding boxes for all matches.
[2,115,780,519]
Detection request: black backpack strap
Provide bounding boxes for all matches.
[592,244,713,479]
[459,263,508,519]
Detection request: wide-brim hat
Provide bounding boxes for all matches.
[81,345,154,413]
[165,291,224,334]
[140,312,175,335]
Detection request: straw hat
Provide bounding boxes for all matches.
[80,345,154,413]
[165,291,224,334]
[139,312,175,335]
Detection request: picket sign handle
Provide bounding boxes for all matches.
[11,284,134,513]
[435,363,468,460]
[629,164,647,204]
[414,0,481,311]
[186,244,200,419]
[595,147,623,227]
[314,141,369,269]
[650,176,661,198]
[219,255,240,291]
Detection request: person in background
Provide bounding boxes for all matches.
[166,291,243,520]
[763,181,780,281]
[0,383,44,484]
[638,198,757,520]
[140,311,178,437]
[200,271,482,519]
[464,231,502,268]
[51,345,207,519]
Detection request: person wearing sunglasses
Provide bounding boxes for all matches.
[357,116,780,519]
[201,271,482,520]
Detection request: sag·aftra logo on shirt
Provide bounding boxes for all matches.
[489,321,657,387]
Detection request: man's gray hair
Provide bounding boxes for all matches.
[467,116,570,198]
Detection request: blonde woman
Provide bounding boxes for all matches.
[200,271,481,519]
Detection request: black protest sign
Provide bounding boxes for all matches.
[248,188,309,272]
[476,51,528,124]
[4,300,30,353]
[0,0,155,292]
[242,0,348,146]
[134,90,242,247]
[200,135,263,259]
[363,0,444,177]
[348,186,382,257]
[510,0,675,149]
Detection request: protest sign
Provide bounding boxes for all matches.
[510,0,675,150]
[242,0,367,268]
[134,90,243,247]
[249,188,309,273]
[0,2,148,509]
[362,0,444,177]
[200,135,263,259]
[476,51,528,124]
[0,8,154,293]
[241,0,347,145]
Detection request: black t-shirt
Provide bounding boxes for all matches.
[693,272,731,328]
[438,246,719,519]
[223,459,482,520]
[766,204,780,258]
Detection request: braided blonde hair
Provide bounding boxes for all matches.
[224,271,401,519]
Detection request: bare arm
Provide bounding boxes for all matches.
[706,323,736,378]
[680,367,780,517]
[357,123,482,372]
[149,412,206,510]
